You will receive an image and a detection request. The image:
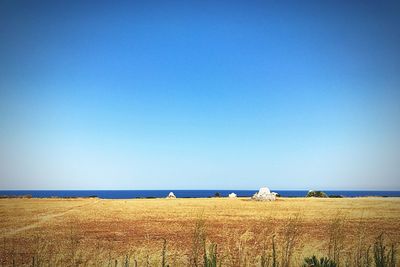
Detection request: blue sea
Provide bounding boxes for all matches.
[0,190,399,198]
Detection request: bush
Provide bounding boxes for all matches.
[373,233,396,267]
[306,191,328,198]
[302,255,337,267]
[204,243,218,267]
[328,195,343,198]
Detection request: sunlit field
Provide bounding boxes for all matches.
[1,197,399,266]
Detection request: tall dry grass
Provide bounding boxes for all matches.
[1,197,399,266]
[0,218,399,266]
[327,213,346,265]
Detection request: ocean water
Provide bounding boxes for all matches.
[1,190,399,198]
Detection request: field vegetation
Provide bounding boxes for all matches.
[0,197,399,266]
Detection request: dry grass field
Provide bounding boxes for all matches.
[1,197,399,266]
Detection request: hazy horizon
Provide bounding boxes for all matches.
[1,1,400,190]
[1,188,400,191]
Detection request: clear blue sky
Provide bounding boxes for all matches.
[1,1,399,190]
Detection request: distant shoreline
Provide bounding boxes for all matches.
[0,196,398,200]
[1,189,400,199]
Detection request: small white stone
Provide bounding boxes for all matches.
[166,192,176,199]
[228,192,237,198]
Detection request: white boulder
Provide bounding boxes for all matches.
[252,187,277,201]
[228,192,237,198]
[259,187,271,195]
[166,192,176,199]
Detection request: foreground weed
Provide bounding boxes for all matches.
[189,216,207,267]
[302,255,337,267]
[327,214,346,265]
[204,243,218,267]
[161,238,169,267]
[280,215,302,267]
[373,233,396,267]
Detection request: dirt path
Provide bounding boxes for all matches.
[2,199,100,237]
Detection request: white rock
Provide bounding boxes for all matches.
[228,192,237,198]
[259,187,271,195]
[166,192,176,199]
[252,187,276,201]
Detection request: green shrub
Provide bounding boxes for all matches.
[204,243,218,267]
[306,191,328,198]
[328,195,343,198]
[302,255,337,267]
[373,233,396,267]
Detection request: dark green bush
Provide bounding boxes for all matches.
[373,233,396,267]
[204,243,218,267]
[302,255,337,267]
[306,190,328,198]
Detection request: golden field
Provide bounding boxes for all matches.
[1,197,399,266]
